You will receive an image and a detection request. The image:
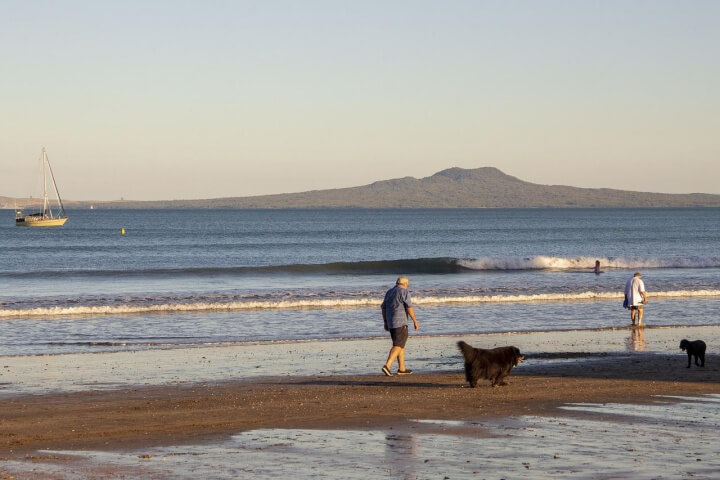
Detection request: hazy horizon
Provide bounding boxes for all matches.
[2,1,719,201]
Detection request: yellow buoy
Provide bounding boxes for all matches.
[120,228,126,235]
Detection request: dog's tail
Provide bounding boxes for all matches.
[457,341,476,362]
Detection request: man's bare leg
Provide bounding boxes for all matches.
[637,307,644,327]
[397,348,406,372]
[630,308,637,325]
[385,346,402,371]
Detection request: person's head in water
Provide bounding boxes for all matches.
[634,272,642,278]
[396,276,409,287]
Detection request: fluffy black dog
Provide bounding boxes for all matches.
[679,339,706,368]
[458,341,524,387]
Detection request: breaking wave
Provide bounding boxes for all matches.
[457,256,720,271]
[2,255,719,279]
[2,289,720,318]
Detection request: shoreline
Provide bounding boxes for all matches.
[2,352,719,457]
[3,325,720,397]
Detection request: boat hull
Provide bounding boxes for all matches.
[16,217,68,227]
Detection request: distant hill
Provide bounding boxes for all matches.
[4,167,720,209]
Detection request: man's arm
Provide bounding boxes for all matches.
[382,308,388,331]
[640,280,648,304]
[405,306,419,331]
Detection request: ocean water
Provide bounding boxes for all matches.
[1,208,719,356]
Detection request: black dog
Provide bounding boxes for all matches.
[679,339,706,368]
[458,341,524,387]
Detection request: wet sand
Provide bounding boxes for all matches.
[2,351,719,457]
[2,325,718,396]
[2,327,720,478]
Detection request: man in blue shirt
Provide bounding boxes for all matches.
[381,276,419,376]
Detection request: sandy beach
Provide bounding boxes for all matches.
[2,353,720,455]
[2,325,720,478]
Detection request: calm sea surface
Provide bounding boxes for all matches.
[1,208,719,356]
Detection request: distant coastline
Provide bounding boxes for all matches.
[4,167,720,209]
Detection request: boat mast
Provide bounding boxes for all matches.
[44,148,67,217]
[41,147,49,217]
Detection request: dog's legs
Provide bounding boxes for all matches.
[687,353,692,368]
[695,354,705,367]
[491,373,506,387]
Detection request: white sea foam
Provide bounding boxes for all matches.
[2,289,720,318]
[457,256,720,270]
[416,289,720,304]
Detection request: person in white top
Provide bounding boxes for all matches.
[624,272,648,326]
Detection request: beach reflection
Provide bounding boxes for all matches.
[626,327,646,351]
[384,433,418,479]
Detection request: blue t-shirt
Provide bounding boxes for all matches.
[381,285,412,329]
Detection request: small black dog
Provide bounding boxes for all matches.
[458,341,524,387]
[679,339,706,368]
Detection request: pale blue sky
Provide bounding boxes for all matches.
[2,1,718,200]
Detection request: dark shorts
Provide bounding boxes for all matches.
[389,325,409,348]
[630,305,644,310]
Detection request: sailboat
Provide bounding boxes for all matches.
[15,148,68,227]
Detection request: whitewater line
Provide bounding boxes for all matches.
[2,289,720,318]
